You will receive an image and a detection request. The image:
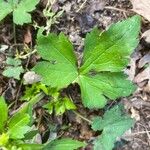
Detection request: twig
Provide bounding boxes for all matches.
[13,23,16,44]
[76,0,88,13]
[73,110,92,124]
[18,49,37,59]
[125,131,150,136]
[104,6,131,13]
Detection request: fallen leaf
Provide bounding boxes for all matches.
[24,26,32,44]
[138,53,150,68]
[23,71,41,84]
[142,29,150,44]
[130,0,150,22]
[131,107,140,121]
[134,67,150,83]
[88,0,106,14]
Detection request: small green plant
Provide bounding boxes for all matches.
[3,57,24,80]
[0,0,39,25]
[22,83,76,115]
[33,15,140,109]
[0,96,85,150]
[32,15,140,149]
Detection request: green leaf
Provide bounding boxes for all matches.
[13,0,40,25]
[44,101,54,114]
[63,97,76,110]
[44,138,86,150]
[0,0,39,25]
[80,15,141,74]
[8,113,30,139]
[0,97,8,133]
[3,66,24,80]
[24,130,38,140]
[3,57,24,80]
[18,143,43,150]
[33,33,78,89]
[0,1,12,21]
[6,57,21,66]
[79,72,135,108]
[0,133,9,146]
[55,101,66,115]
[91,105,134,150]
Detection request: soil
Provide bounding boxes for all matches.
[0,0,150,150]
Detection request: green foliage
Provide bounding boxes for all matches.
[33,15,141,109]
[0,96,35,149]
[0,0,39,25]
[3,57,24,80]
[33,33,78,89]
[22,83,76,115]
[0,97,8,133]
[44,97,76,115]
[44,138,86,150]
[7,113,31,139]
[0,96,85,150]
[22,83,48,101]
[91,105,134,150]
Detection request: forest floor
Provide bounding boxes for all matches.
[0,0,150,150]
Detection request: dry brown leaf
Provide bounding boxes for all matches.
[134,67,150,83]
[138,53,150,68]
[24,27,32,44]
[142,29,150,44]
[130,0,150,22]
[131,107,140,121]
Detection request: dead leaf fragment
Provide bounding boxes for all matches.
[88,0,106,14]
[138,53,150,68]
[24,27,32,44]
[134,67,150,83]
[130,0,150,22]
[23,71,41,84]
[142,29,150,44]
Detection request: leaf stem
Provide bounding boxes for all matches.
[13,22,16,44]
[72,110,92,124]
[18,49,37,59]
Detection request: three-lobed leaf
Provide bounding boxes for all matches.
[34,16,141,109]
[0,0,39,25]
[91,105,134,150]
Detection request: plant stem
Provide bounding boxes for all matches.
[19,49,37,59]
[19,92,45,114]
[73,110,92,124]
[13,22,16,44]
